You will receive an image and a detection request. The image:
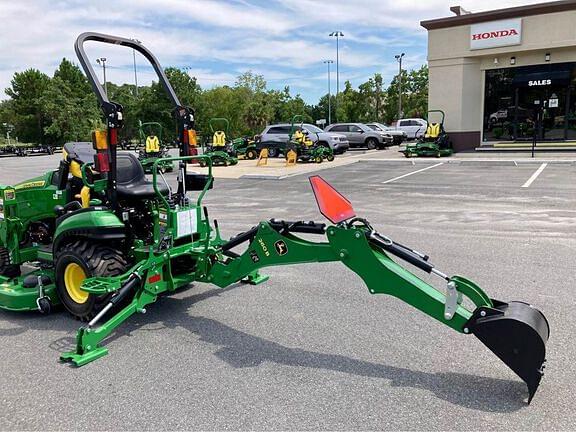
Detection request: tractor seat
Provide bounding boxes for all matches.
[116,153,169,200]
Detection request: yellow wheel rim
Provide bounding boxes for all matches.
[64,263,88,304]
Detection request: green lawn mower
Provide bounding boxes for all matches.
[199,117,238,167]
[403,110,453,158]
[0,33,550,404]
[288,115,335,164]
[230,136,258,160]
[137,121,174,173]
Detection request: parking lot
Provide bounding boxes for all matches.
[1,152,575,430]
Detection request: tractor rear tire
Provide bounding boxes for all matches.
[0,247,20,278]
[55,240,128,321]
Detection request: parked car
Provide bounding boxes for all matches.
[395,118,427,140]
[259,123,349,156]
[324,123,391,150]
[366,122,407,145]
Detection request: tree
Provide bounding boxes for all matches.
[0,58,428,146]
[5,69,51,143]
[357,73,385,122]
[384,65,428,122]
[40,59,101,146]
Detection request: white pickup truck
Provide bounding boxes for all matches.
[392,118,428,140]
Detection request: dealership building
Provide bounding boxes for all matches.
[421,1,576,150]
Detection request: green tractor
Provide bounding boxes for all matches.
[230,136,259,160]
[0,33,550,404]
[137,121,174,173]
[287,115,335,164]
[199,117,238,167]
[402,110,453,158]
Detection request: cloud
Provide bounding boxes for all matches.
[0,0,551,104]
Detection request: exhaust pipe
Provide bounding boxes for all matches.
[466,300,549,403]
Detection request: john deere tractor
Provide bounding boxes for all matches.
[0,33,550,404]
[137,121,174,173]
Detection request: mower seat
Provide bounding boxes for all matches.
[116,153,169,200]
[212,131,226,147]
[145,135,160,153]
[425,123,441,139]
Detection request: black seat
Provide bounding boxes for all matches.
[116,153,169,200]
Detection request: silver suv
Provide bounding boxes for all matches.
[324,123,391,150]
[259,123,349,154]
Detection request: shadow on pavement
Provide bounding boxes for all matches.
[2,282,526,412]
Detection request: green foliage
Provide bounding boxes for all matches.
[1,59,429,146]
[5,69,51,143]
[384,65,429,123]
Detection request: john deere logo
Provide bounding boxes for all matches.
[274,240,288,256]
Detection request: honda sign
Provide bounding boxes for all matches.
[470,18,522,50]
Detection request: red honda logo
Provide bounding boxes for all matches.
[472,29,518,40]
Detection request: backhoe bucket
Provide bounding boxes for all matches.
[467,300,549,403]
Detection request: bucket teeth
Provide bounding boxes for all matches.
[467,300,549,403]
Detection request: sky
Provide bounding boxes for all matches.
[0,0,547,104]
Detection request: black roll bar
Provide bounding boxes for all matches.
[74,32,182,109]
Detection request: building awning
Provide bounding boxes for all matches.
[512,70,572,87]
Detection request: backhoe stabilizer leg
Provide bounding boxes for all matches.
[60,283,156,367]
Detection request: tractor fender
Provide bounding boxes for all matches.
[53,208,125,252]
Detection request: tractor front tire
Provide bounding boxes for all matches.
[246,149,258,160]
[0,247,20,278]
[55,241,128,320]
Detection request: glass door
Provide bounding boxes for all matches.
[542,87,566,141]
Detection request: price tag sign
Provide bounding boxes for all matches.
[549,98,559,108]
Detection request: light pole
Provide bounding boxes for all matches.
[131,39,141,97]
[323,60,334,125]
[2,123,13,146]
[96,57,108,96]
[395,53,405,120]
[329,31,344,121]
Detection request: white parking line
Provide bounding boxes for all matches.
[522,163,548,188]
[381,162,444,184]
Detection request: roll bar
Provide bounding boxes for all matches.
[74,32,182,109]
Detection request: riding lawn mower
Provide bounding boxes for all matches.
[137,120,174,173]
[402,110,453,158]
[0,33,549,404]
[288,115,335,164]
[199,117,238,167]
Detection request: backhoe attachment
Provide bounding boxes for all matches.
[60,174,548,403]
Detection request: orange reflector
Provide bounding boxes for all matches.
[187,129,197,146]
[309,175,356,224]
[148,274,161,284]
[92,130,108,150]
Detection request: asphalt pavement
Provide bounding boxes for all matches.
[0,151,575,430]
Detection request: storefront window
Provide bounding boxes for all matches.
[483,62,576,141]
